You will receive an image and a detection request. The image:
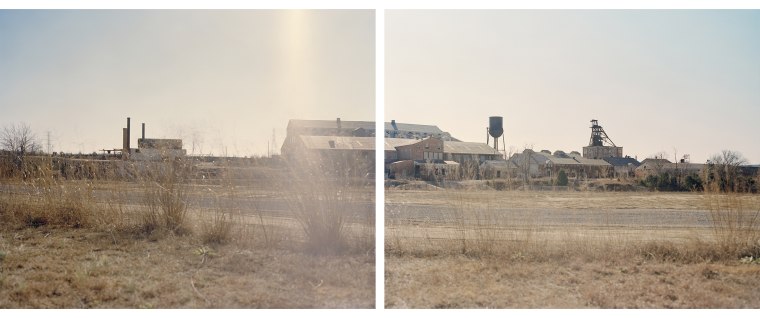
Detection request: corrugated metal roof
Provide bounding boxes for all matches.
[481,160,516,168]
[573,157,612,166]
[288,119,375,131]
[299,136,375,150]
[384,138,417,150]
[444,141,500,155]
[549,157,582,165]
[636,162,705,171]
[384,122,444,134]
[287,119,448,136]
[640,158,672,165]
[413,160,460,165]
[524,152,582,165]
[604,157,641,167]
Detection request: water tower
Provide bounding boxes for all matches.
[487,116,506,158]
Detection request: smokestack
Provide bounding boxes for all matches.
[336,117,341,129]
[391,119,398,130]
[122,128,129,159]
[126,117,131,150]
[141,123,145,140]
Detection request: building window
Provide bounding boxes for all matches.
[424,152,443,160]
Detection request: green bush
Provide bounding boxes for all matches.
[640,172,704,192]
[556,170,568,186]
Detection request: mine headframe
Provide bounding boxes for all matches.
[589,119,616,147]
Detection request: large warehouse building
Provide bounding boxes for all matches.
[281,118,497,179]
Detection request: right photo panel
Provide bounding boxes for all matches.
[384,10,760,308]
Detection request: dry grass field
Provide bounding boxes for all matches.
[385,187,760,308]
[0,161,375,308]
[0,226,373,308]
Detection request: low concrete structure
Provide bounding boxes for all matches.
[479,160,517,179]
[131,138,187,161]
[390,159,460,181]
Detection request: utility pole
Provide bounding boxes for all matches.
[46,131,51,154]
[271,128,277,156]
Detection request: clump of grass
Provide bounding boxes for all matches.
[200,185,237,245]
[290,182,352,254]
[201,204,235,245]
[41,181,96,228]
[283,163,359,255]
[2,161,97,229]
[139,160,191,236]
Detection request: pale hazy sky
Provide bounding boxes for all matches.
[386,10,760,164]
[0,10,374,156]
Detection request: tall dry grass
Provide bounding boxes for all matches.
[138,160,191,236]
[387,187,760,264]
[0,153,373,256]
[282,155,374,255]
[0,157,194,238]
[704,192,760,259]
[386,191,543,259]
[286,177,353,254]
[0,158,97,229]
[198,166,241,245]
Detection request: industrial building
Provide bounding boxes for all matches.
[385,118,503,180]
[116,117,187,161]
[281,118,499,180]
[634,158,705,178]
[384,120,455,141]
[281,118,456,161]
[583,119,623,159]
[283,135,375,177]
[603,156,641,178]
[280,116,721,183]
[509,149,612,179]
[387,137,462,180]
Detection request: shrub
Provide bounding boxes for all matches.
[283,157,370,255]
[556,170,568,186]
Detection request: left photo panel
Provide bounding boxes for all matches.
[0,10,376,308]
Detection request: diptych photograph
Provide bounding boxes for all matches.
[1,4,760,311]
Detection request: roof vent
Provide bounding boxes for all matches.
[328,140,336,148]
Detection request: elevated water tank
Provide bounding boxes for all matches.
[488,116,503,138]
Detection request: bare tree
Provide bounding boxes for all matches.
[706,150,747,192]
[1,123,40,155]
[518,149,533,187]
[1,123,40,177]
